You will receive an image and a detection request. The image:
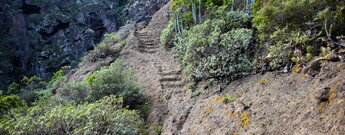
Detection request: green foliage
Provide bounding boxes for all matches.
[192,88,204,97]
[85,73,96,85]
[0,96,142,135]
[47,66,69,91]
[87,60,144,106]
[221,94,236,103]
[62,81,90,103]
[174,11,254,81]
[155,123,163,134]
[160,19,176,49]
[0,94,23,118]
[83,32,123,63]
[19,76,48,104]
[60,59,145,110]
[253,0,345,68]
[7,83,20,95]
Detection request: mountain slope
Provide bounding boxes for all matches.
[117,1,345,134]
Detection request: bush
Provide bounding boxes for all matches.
[0,94,23,118]
[59,59,144,109]
[160,19,176,49]
[61,81,90,103]
[19,76,48,105]
[0,96,142,135]
[253,0,345,69]
[87,60,144,107]
[174,11,254,81]
[82,32,123,63]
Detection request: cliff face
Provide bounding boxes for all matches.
[0,0,168,89]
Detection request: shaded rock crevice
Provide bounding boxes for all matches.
[20,0,41,15]
[39,20,70,39]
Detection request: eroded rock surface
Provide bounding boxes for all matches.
[0,0,168,89]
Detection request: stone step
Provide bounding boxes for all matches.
[141,43,155,46]
[138,45,159,49]
[139,39,154,42]
[139,49,158,54]
[135,31,147,34]
[137,36,148,38]
[139,41,155,45]
[159,71,181,76]
[159,77,181,82]
[136,34,148,36]
[161,83,183,88]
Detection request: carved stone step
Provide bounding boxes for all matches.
[139,39,154,42]
[135,31,147,34]
[161,83,183,88]
[159,71,181,76]
[138,45,159,49]
[140,43,155,46]
[159,77,181,82]
[139,49,158,54]
[136,34,148,37]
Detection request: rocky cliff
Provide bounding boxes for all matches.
[0,0,168,89]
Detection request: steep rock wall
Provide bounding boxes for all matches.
[0,0,168,89]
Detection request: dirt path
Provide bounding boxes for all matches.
[119,2,194,133]
[120,29,192,134]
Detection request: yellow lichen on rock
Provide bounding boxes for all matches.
[328,84,338,104]
[215,97,225,102]
[241,112,251,128]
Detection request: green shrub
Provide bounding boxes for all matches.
[85,73,96,85]
[253,0,345,69]
[82,32,123,63]
[62,81,90,103]
[221,94,236,103]
[174,11,254,81]
[160,19,176,49]
[6,82,20,95]
[0,94,23,118]
[19,76,48,105]
[0,96,142,135]
[155,123,163,134]
[87,60,144,107]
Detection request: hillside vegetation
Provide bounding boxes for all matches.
[162,0,344,83]
[0,0,344,134]
[0,32,147,134]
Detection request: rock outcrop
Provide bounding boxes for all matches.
[0,0,168,89]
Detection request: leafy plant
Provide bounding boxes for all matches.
[155,123,163,134]
[174,11,254,81]
[82,32,123,63]
[87,59,143,105]
[160,19,176,49]
[0,94,23,118]
[0,96,142,135]
[253,0,345,69]
[221,94,236,103]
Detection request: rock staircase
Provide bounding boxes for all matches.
[135,30,184,90]
[135,31,159,54]
[153,60,183,89]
